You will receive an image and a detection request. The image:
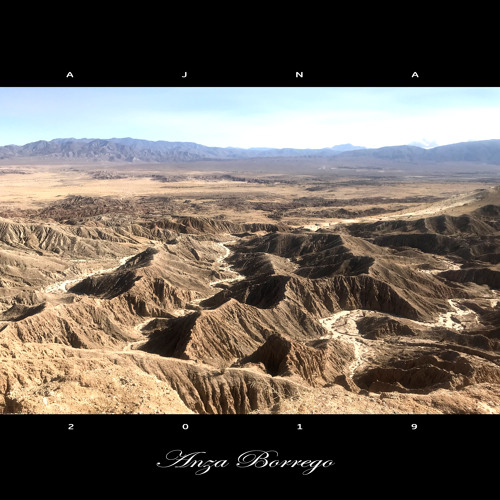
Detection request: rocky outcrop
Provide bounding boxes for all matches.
[69,244,221,316]
[1,299,138,349]
[70,269,142,299]
[374,233,469,257]
[355,350,500,394]
[150,216,288,235]
[131,355,302,414]
[0,217,135,258]
[474,204,500,217]
[347,214,496,237]
[228,231,462,321]
[344,213,500,264]
[2,187,500,415]
[356,316,416,339]
[439,268,500,289]
[0,303,46,322]
[239,333,355,387]
[208,266,449,323]
[139,297,327,365]
[284,274,437,321]
[0,342,303,415]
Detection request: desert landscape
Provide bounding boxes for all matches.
[1,137,500,415]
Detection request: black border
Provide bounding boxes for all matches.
[3,412,497,485]
[5,56,500,86]
[1,62,499,488]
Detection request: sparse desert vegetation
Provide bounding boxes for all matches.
[1,153,500,415]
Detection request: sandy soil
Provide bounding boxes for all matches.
[0,163,493,224]
[2,161,500,417]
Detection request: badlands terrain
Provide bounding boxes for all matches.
[1,143,500,415]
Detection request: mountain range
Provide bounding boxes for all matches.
[1,137,500,164]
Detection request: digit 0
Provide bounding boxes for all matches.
[182,423,189,430]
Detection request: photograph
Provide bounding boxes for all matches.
[1,79,498,483]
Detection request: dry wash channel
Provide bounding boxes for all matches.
[1,187,500,414]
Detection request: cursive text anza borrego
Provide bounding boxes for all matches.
[156,449,335,475]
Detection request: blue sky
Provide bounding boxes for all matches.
[1,87,499,149]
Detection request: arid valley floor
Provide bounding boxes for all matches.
[2,158,500,415]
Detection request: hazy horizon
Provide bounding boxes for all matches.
[1,87,500,150]
[1,135,499,151]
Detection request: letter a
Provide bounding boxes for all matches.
[66,72,74,78]
[412,72,419,78]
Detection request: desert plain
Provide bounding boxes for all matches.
[1,155,500,415]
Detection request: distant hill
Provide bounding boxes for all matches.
[335,139,500,164]
[1,137,500,164]
[0,138,367,163]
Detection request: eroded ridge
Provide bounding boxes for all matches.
[2,186,500,414]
